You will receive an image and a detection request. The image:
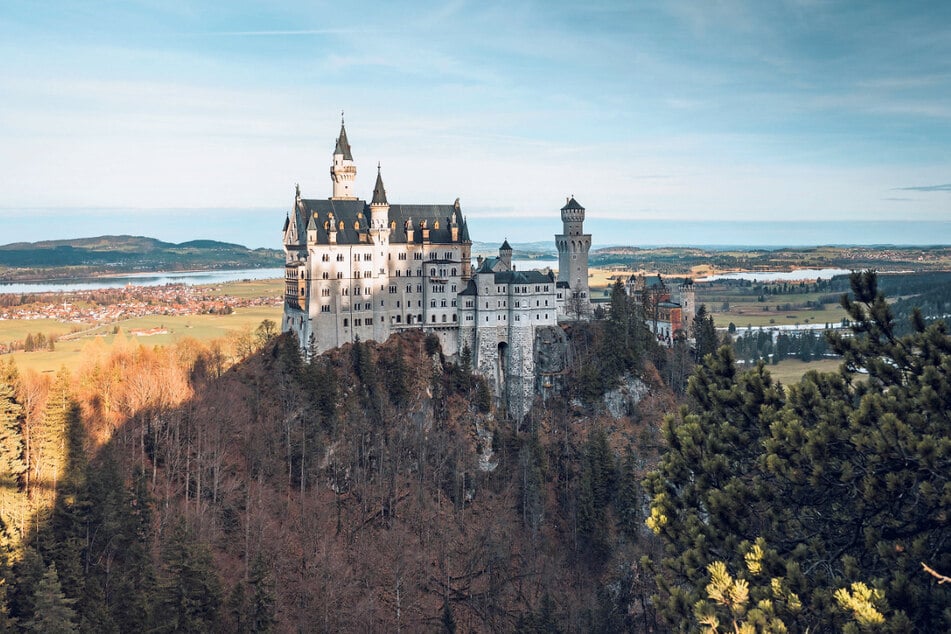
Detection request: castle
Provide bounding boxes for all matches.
[281,118,592,416]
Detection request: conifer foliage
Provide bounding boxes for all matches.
[645,271,951,631]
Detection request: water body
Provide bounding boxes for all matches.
[0,268,286,294]
[697,268,852,282]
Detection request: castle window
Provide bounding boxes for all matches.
[337,254,344,261]
[364,254,371,261]
[354,287,361,295]
[343,318,349,327]
[337,272,344,279]
[322,254,329,262]
[389,285,397,294]
[380,316,384,323]
[466,300,473,308]
[379,268,385,275]
[399,253,407,260]
[432,315,436,323]
[429,253,437,260]
[430,268,436,276]
[354,254,360,262]
[396,270,401,277]
[416,269,421,276]
[451,299,456,307]
[451,284,456,292]
[536,300,540,307]
[406,284,412,293]
[430,300,437,308]
[545,285,549,291]
[355,318,362,326]
[365,303,371,310]
[407,269,412,276]
[320,305,330,313]
[321,288,330,297]
[452,314,456,322]
[515,315,520,321]
[440,299,446,307]
[414,253,422,260]
[451,268,456,276]
[342,288,349,296]
[557,293,562,299]
[364,271,371,278]
[416,285,422,293]
[300,271,304,279]
[442,314,446,322]
[486,316,489,322]
[396,315,401,323]
[545,300,549,306]
[322,272,329,279]
[434,220,440,229]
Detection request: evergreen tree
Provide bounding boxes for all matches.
[645,272,951,631]
[692,304,717,360]
[23,563,77,634]
[157,518,221,633]
[0,360,26,547]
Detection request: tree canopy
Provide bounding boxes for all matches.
[645,271,950,631]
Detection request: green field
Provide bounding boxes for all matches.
[0,319,82,346]
[202,278,284,299]
[762,358,842,385]
[713,305,847,329]
[6,306,282,374]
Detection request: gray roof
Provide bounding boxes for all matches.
[500,239,512,252]
[334,122,353,161]
[371,168,388,206]
[561,196,584,211]
[494,269,555,285]
[289,197,471,247]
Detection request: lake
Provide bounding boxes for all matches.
[696,268,852,283]
[0,268,286,294]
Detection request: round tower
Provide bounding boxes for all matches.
[555,196,591,301]
[330,113,357,200]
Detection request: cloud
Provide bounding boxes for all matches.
[882,197,914,202]
[894,184,951,192]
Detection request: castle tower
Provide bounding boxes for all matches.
[555,196,591,300]
[499,239,513,270]
[330,114,357,200]
[369,163,391,245]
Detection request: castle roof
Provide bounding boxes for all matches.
[561,196,584,211]
[334,121,353,160]
[493,269,555,285]
[371,166,388,206]
[500,239,512,252]
[290,198,471,246]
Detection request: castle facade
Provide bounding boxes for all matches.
[281,119,591,415]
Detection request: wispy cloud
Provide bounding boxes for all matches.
[882,197,914,202]
[894,184,951,192]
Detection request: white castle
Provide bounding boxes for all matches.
[282,118,592,416]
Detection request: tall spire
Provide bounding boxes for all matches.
[371,162,388,206]
[330,112,357,199]
[334,111,353,160]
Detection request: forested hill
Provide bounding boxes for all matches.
[0,235,282,280]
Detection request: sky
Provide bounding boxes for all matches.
[1,1,950,248]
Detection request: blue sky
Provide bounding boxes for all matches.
[1,1,949,247]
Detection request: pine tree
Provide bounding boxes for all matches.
[645,272,951,631]
[157,518,221,633]
[0,360,26,547]
[23,563,77,634]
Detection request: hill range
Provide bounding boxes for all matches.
[0,235,283,282]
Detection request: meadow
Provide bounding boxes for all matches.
[2,279,283,374]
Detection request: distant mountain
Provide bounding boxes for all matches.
[0,235,283,281]
[470,240,556,258]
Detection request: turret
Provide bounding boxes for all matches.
[330,113,357,200]
[369,164,391,245]
[499,239,513,270]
